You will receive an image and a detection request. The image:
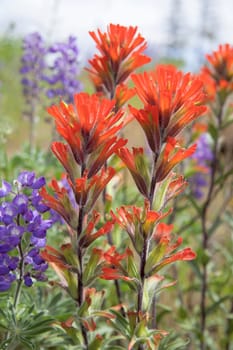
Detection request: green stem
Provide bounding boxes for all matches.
[200,104,224,350]
[137,237,149,350]
[14,215,25,309]
[13,262,24,308]
[5,239,25,345]
[148,153,159,329]
[76,163,89,349]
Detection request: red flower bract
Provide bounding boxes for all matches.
[71,166,116,211]
[131,65,207,142]
[47,92,126,176]
[40,179,78,229]
[156,138,197,182]
[205,43,233,82]
[200,44,233,99]
[87,24,151,98]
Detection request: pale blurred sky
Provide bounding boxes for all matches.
[1,0,233,67]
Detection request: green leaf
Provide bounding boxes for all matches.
[158,332,190,350]
[0,322,8,330]
[127,251,140,280]
[153,176,171,211]
[208,123,218,141]
[105,347,126,350]
[83,249,103,286]
[109,309,130,337]
[145,243,167,275]
[19,336,36,350]
[206,295,231,315]
[189,259,202,279]
[186,193,202,215]
[89,335,103,350]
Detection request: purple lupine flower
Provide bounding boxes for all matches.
[17,171,35,187]
[31,191,49,213]
[191,134,213,166]
[189,134,213,199]
[0,202,18,225]
[0,171,58,292]
[30,236,46,249]
[13,194,28,214]
[0,274,16,292]
[24,274,33,287]
[0,181,12,198]
[20,33,47,149]
[20,32,47,107]
[45,36,82,103]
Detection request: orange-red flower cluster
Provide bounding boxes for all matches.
[111,200,171,254]
[200,44,233,100]
[146,222,196,275]
[100,246,133,281]
[131,64,207,144]
[40,178,78,229]
[87,24,151,105]
[116,139,195,198]
[47,92,127,178]
[110,202,196,278]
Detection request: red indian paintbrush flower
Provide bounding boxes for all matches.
[100,246,133,281]
[116,139,194,197]
[87,24,151,99]
[51,142,80,183]
[144,222,196,276]
[200,44,233,100]
[71,166,116,211]
[111,200,171,254]
[48,92,126,176]
[78,211,115,248]
[205,44,233,82]
[155,137,196,182]
[153,172,188,211]
[40,178,78,229]
[131,64,207,144]
[116,147,149,197]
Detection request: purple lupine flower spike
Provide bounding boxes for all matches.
[0,171,61,291]
[189,134,213,199]
[45,36,82,103]
[20,32,47,107]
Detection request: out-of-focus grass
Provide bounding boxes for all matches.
[0,37,24,150]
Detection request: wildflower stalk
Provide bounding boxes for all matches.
[20,32,47,150]
[5,242,25,346]
[200,104,224,350]
[148,153,159,329]
[28,97,37,152]
[13,243,24,308]
[75,162,89,349]
[137,153,159,347]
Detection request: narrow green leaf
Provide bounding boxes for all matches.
[208,123,218,141]
[206,295,231,315]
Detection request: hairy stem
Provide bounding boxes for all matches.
[76,162,89,349]
[76,204,89,349]
[148,153,158,328]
